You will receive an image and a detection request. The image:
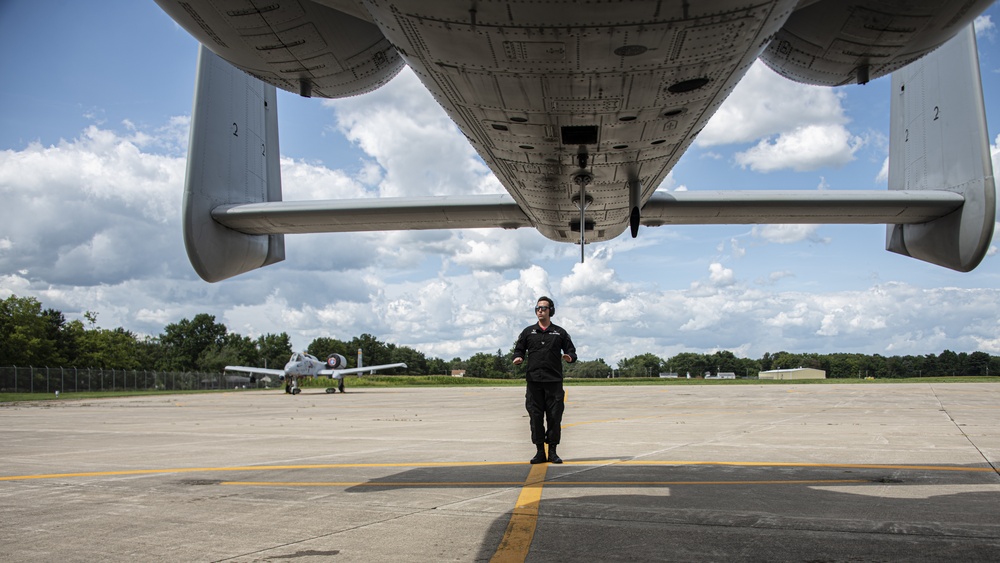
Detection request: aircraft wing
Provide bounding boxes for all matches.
[320,363,408,377]
[224,365,286,377]
[638,190,964,226]
[212,190,965,234]
[211,195,531,235]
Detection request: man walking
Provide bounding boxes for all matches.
[512,296,577,464]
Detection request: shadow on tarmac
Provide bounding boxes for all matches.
[345,462,1000,561]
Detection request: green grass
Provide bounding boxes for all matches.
[0,389,237,403]
[3,375,998,403]
[327,375,1000,388]
[264,374,1000,391]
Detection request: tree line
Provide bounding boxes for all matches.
[2,294,997,378]
[608,349,997,379]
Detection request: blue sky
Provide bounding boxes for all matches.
[1,1,999,365]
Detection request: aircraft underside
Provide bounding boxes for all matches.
[154,0,996,281]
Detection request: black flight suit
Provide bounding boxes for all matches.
[513,322,577,446]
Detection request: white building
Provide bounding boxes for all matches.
[704,372,737,379]
[758,367,826,380]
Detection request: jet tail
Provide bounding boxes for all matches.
[183,46,285,282]
[885,24,995,272]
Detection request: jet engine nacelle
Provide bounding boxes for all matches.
[326,354,348,369]
[761,0,994,86]
[152,0,403,98]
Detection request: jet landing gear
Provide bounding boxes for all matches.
[324,379,347,394]
[285,377,301,395]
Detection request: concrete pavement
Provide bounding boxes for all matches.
[2,382,998,561]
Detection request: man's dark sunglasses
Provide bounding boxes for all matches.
[534,306,551,312]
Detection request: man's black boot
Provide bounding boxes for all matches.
[530,445,547,464]
[547,444,563,464]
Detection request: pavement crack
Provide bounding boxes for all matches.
[210,508,425,562]
[930,385,1000,477]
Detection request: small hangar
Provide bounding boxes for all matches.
[759,368,826,380]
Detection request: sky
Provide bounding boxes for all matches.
[1,1,999,366]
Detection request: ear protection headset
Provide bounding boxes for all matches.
[537,296,555,317]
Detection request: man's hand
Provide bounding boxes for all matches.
[513,357,523,365]
[562,354,572,362]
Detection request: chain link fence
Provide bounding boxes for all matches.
[0,366,272,393]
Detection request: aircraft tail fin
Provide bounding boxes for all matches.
[885,24,995,272]
[183,46,285,282]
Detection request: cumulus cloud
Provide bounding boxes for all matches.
[448,230,549,271]
[707,262,736,287]
[280,156,371,200]
[559,248,630,299]
[975,14,995,39]
[0,126,187,285]
[728,238,746,258]
[698,61,849,147]
[324,69,503,198]
[757,270,795,286]
[515,280,1000,360]
[735,124,863,172]
[697,60,869,173]
[875,157,890,184]
[751,224,828,245]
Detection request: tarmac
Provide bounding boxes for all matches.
[1,382,999,562]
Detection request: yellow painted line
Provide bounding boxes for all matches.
[547,479,869,486]
[605,461,998,472]
[1,460,993,482]
[0,461,525,481]
[221,478,868,488]
[223,481,529,487]
[491,462,548,563]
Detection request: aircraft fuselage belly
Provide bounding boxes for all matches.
[358,0,800,243]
